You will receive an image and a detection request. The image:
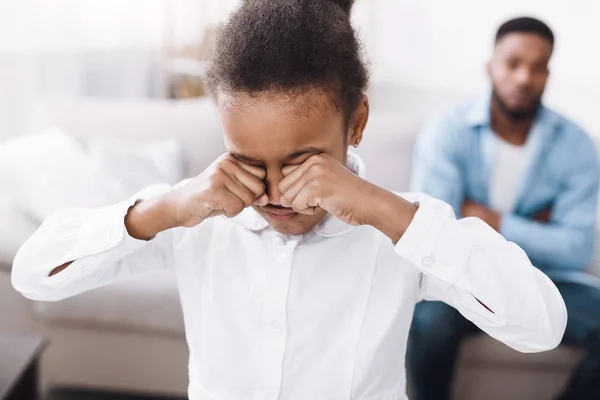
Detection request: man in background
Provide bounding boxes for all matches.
[408,17,600,400]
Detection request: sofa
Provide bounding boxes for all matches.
[1,85,599,399]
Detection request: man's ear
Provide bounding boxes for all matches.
[486,60,492,79]
[347,95,369,147]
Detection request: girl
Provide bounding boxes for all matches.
[13,1,566,399]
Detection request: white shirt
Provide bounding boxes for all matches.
[12,154,566,400]
[489,132,539,214]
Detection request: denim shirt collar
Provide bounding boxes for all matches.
[465,93,560,132]
[465,92,562,213]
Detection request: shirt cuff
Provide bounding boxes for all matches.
[71,198,148,258]
[393,195,472,285]
[67,184,173,268]
[499,213,521,243]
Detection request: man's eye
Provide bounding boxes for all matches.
[507,60,519,69]
[533,64,548,74]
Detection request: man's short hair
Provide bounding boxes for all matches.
[495,17,554,47]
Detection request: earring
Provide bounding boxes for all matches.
[353,138,361,148]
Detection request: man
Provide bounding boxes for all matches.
[409,17,600,400]
[12,5,566,400]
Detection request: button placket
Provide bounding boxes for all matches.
[276,252,287,263]
[270,235,285,246]
[257,236,298,395]
[268,319,282,333]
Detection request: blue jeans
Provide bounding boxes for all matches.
[407,281,600,400]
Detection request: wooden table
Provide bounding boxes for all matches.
[0,336,47,400]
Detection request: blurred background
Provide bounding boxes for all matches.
[1,0,599,137]
[1,1,599,400]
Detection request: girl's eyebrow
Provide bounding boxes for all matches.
[230,147,326,163]
[282,147,326,161]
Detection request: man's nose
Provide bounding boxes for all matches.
[515,67,533,86]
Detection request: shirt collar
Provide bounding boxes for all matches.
[465,95,492,128]
[465,93,558,130]
[227,151,365,237]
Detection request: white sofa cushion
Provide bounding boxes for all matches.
[42,96,226,178]
[0,128,184,222]
[32,271,184,336]
[355,111,422,192]
[0,197,38,271]
[460,334,581,369]
[0,128,122,221]
[86,137,184,192]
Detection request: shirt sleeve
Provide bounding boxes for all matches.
[501,135,599,271]
[409,112,467,215]
[396,193,567,353]
[12,184,177,302]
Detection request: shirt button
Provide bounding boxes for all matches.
[421,253,436,267]
[276,252,287,263]
[269,320,282,333]
[271,236,285,246]
[259,387,279,400]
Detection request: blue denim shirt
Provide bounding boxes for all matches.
[411,96,600,285]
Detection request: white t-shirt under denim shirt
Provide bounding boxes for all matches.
[12,153,565,400]
[489,128,541,214]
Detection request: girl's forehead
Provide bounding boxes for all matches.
[216,89,339,118]
[218,92,347,163]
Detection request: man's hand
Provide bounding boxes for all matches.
[533,207,552,223]
[126,154,267,240]
[461,199,501,231]
[279,154,417,242]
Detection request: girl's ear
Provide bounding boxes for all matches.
[347,95,369,147]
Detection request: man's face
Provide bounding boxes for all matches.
[488,32,552,119]
[218,90,363,236]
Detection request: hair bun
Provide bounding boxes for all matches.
[330,0,353,14]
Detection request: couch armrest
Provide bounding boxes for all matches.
[588,230,600,279]
[0,261,12,274]
[0,199,39,273]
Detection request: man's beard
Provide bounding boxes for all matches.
[492,88,541,121]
